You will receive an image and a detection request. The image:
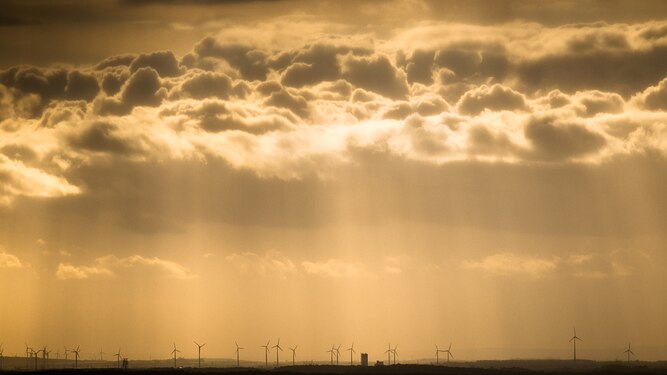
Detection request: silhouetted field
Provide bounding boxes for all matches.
[2,364,667,375]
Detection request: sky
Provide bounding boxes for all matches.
[1,0,667,363]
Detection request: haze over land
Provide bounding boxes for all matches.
[0,0,666,364]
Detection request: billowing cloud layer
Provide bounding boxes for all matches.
[56,254,196,280]
[1,20,667,221]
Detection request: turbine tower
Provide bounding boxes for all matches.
[435,345,447,364]
[272,338,283,367]
[71,346,81,369]
[171,343,181,368]
[235,342,243,367]
[347,343,355,366]
[334,344,341,366]
[44,346,51,370]
[64,346,68,361]
[444,343,453,363]
[392,344,398,365]
[261,340,270,367]
[326,346,334,365]
[100,347,105,361]
[289,346,297,366]
[25,345,33,370]
[384,343,392,365]
[623,343,635,364]
[33,347,44,370]
[114,348,122,369]
[569,329,582,361]
[194,341,206,368]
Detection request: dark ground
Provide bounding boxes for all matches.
[2,364,667,375]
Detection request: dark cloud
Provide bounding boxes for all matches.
[97,67,164,115]
[281,44,342,88]
[101,68,130,96]
[194,38,269,81]
[94,55,135,71]
[574,90,624,117]
[264,89,309,118]
[175,71,233,99]
[129,51,183,78]
[457,84,527,115]
[524,115,607,161]
[69,121,141,155]
[516,45,667,97]
[634,77,667,110]
[65,70,100,101]
[341,54,408,100]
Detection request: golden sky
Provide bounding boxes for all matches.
[1,0,667,363]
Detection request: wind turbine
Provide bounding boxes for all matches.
[25,344,33,370]
[391,344,398,365]
[261,340,270,367]
[435,345,447,364]
[235,342,243,367]
[33,347,44,370]
[272,338,283,367]
[99,347,105,361]
[623,343,635,364]
[114,348,122,369]
[64,346,69,361]
[289,346,297,366]
[444,343,453,363]
[44,346,51,370]
[194,341,206,368]
[384,343,392,365]
[347,343,355,366]
[171,343,180,368]
[569,328,582,361]
[326,346,335,365]
[334,344,341,366]
[71,346,81,369]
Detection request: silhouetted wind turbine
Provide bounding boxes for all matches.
[444,343,453,363]
[334,344,341,366]
[99,347,105,361]
[435,345,447,364]
[171,343,180,368]
[33,347,43,370]
[326,346,335,365]
[289,346,297,366]
[114,348,122,369]
[623,343,635,364]
[71,346,81,369]
[272,338,283,367]
[63,346,68,361]
[25,344,33,370]
[235,342,243,367]
[194,341,206,368]
[392,344,398,365]
[347,343,355,366]
[261,340,270,367]
[44,347,51,370]
[569,329,582,361]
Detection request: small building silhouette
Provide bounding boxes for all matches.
[375,361,384,366]
[360,353,368,366]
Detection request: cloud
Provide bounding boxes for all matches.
[56,254,196,280]
[461,253,560,278]
[224,250,297,279]
[64,70,100,102]
[0,154,81,204]
[633,77,667,110]
[523,115,607,161]
[96,67,165,115]
[56,263,113,280]
[341,54,409,99]
[0,251,23,268]
[457,84,527,116]
[301,258,370,278]
[129,51,183,78]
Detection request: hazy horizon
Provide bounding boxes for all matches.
[1,0,666,364]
